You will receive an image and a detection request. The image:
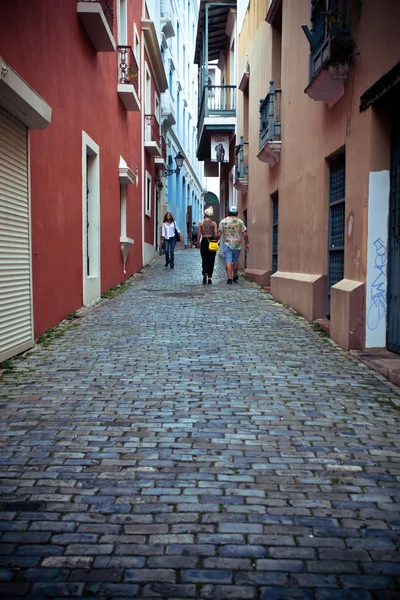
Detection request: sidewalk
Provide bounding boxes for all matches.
[0,248,400,599]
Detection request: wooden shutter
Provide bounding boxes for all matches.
[0,107,34,362]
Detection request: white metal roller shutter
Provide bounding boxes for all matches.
[0,107,33,362]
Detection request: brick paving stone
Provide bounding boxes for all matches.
[1,250,400,598]
[260,589,314,600]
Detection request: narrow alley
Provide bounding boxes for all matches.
[0,249,399,600]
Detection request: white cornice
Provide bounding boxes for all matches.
[141,18,168,93]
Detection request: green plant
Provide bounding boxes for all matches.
[312,323,329,337]
[0,359,16,373]
[65,311,80,321]
[101,281,128,299]
[37,328,66,347]
[330,35,355,63]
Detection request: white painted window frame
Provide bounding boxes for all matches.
[154,92,160,124]
[145,170,152,217]
[117,0,127,45]
[82,131,101,306]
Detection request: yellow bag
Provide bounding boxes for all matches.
[208,240,219,252]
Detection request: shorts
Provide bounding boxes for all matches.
[223,245,241,263]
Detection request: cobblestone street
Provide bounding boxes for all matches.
[1,249,400,600]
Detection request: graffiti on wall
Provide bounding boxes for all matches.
[365,170,389,348]
[366,237,387,331]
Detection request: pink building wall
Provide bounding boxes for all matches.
[237,0,400,349]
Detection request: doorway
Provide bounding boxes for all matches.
[387,106,400,352]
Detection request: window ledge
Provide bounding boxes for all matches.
[119,166,136,185]
[117,83,140,111]
[145,140,161,156]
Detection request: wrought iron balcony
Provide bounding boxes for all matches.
[257,80,281,167]
[117,46,140,111]
[144,114,161,156]
[234,137,248,193]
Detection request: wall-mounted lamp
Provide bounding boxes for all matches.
[161,151,184,178]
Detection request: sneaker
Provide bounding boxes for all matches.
[165,262,169,267]
[208,278,212,284]
[227,279,233,284]
[170,265,174,269]
[203,274,207,284]
[233,275,239,283]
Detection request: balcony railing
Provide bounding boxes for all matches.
[302,0,352,82]
[118,46,139,95]
[235,137,248,180]
[259,80,281,150]
[79,0,114,30]
[145,114,160,144]
[198,85,236,129]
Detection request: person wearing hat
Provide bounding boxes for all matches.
[218,206,249,284]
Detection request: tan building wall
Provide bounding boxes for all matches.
[237,0,400,350]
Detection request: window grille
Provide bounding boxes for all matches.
[328,152,345,313]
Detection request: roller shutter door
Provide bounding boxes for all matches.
[0,107,33,362]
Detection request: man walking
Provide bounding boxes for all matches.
[218,206,249,284]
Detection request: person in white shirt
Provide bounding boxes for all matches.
[161,212,180,269]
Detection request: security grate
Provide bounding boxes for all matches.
[272,194,279,274]
[328,153,346,313]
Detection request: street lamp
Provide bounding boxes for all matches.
[161,151,184,177]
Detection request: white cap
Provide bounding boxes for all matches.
[228,205,238,214]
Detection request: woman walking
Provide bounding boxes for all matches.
[161,212,180,269]
[197,207,218,284]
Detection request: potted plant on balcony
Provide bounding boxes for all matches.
[302,1,357,108]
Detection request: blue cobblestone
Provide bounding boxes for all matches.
[0,250,400,598]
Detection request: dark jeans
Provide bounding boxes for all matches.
[164,237,176,267]
[200,237,217,278]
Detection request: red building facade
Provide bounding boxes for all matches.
[0,0,165,361]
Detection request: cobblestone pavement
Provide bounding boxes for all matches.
[1,249,400,600]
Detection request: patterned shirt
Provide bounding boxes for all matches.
[218,216,247,250]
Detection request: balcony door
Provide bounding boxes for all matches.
[145,66,152,141]
[117,0,127,45]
